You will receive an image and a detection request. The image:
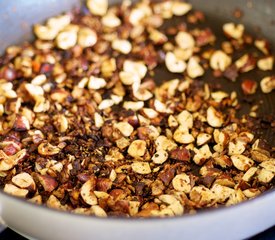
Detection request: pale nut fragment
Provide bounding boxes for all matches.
[129,201,140,216]
[257,56,273,71]
[260,76,275,93]
[242,167,258,182]
[87,0,108,16]
[98,99,114,110]
[210,50,232,71]
[112,39,132,54]
[54,114,68,133]
[152,150,168,164]
[260,160,275,173]
[228,141,246,156]
[131,162,151,174]
[197,133,211,146]
[231,155,254,171]
[177,110,193,128]
[129,8,147,26]
[119,71,140,86]
[47,195,66,210]
[175,31,195,50]
[165,52,186,73]
[88,76,107,90]
[172,2,192,16]
[193,144,212,165]
[255,39,269,55]
[123,101,144,111]
[168,115,178,128]
[155,135,177,151]
[173,125,194,144]
[128,140,147,158]
[187,56,205,78]
[12,172,36,190]
[80,179,98,205]
[207,106,224,128]
[102,13,121,28]
[91,205,107,217]
[223,23,244,40]
[31,74,47,86]
[38,142,60,156]
[78,27,97,48]
[94,112,104,128]
[116,137,130,150]
[34,25,58,41]
[4,184,28,198]
[242,189,261,198]
[0,149,27,171]
[211,184,235,203]
[190,186,215,204]
[115,122,134,137]
[47,14,71,32]
[172,173,191,193]
[143,108,158,119]
[56,30,77,50]
[123,60,147,79]
[149,29,168,44]
[257,168,274,183]
[211,91,229,103]
[133,88,153,101]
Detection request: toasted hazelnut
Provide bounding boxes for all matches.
[149,29,168,44]
[31,74,47,86]
[172,2,192,16]
[257,56,273,71]
[98,99,114,110]
[260,76,275,93]
[211,91,229,102]
[228,141,246,155]
[112,39,132,54]
[13,115,30,131]
[142,108,158,119]
[255,39,270,55]
[92,205,107,217]
[165,52,186,73]
[168,115,178,128]
[115,122,134,137]
[235,54,255,72]
[243,189,261,198]
[102,12,121,28]
[38,142,60,156]
[119,71,140,86]
[87,0,108,16]
[37,174,58,192]
[211,184,235,203]
[56,29,77,50]
[213,155,232,168]
[123,101,144,111]
[94,112,104,128]
[207,106,224,128]
[175,31,195,50]
[172,173,191,193]
[231,155,254,171]
[260,160,275,173]
[131,162,151,174]
[197,133,211,146]
[80,178,98,205]
[152,150,168,164]
[223,23,244,40]
[173,125,194,144]
[241,79,257,95]
[177,110,193,128]
[193,144,212,165]
[128,140,147,158]
[190,186,215,204]
[54,114,68,133]
[34,25,58,41]
[78,27,97,48]
[47,14,71,31]
[257,168,274,183]
[0,149,27,171]
[187,56,205,78]
[210,50,232,71]
[12,172,36,191]
[123,60,147,79]
[133,88,153,101]
[4,184,28,197]
[242,167,258,182]
[88,76,107,90]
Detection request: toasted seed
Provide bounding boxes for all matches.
[131,162,151,174]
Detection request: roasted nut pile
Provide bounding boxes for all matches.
[0,0,274,218]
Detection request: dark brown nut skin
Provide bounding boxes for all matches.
[241,79,257,95]
[158,164,176,186]
[96,178,112,192]
[170,147,190,162]
[36,174,58,192]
